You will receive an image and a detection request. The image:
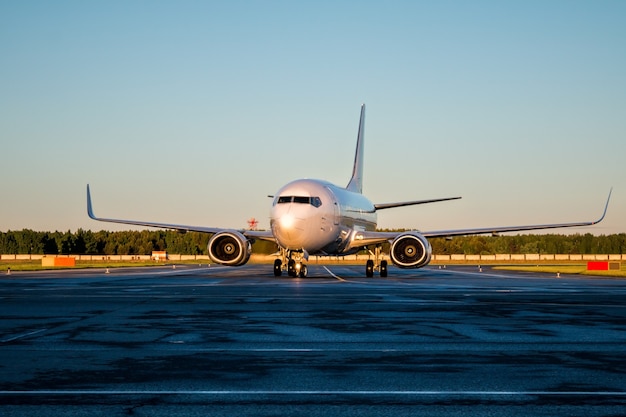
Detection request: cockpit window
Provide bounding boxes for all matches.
[275,196,323,208]
[311,197,322,207]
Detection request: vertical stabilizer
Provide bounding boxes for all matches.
[346,104,365,193]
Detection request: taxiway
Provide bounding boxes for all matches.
[1,264,625,416]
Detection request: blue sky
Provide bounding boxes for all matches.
[1,1,624,235]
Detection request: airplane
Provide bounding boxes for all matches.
[87,104,612,278]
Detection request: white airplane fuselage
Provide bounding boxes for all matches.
[270,179,376,255]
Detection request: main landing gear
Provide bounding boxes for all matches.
[274,249,308,278]
[365,245,388,278]
[273,247,389,279]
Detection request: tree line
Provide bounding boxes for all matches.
[0,229,216,256]
[429,233,626,255]
[0,229,624,255]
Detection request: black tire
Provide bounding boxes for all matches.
[366,260,374,277]
[380,260,388,278]
[288,260,296,277]
[299,264,308,278]
[274,259,282,277]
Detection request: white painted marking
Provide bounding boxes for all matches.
[434,268,520,280]
[0,328,47,343]
[1,390,625,396]
[323,266,346,281]
[321,266,375,284]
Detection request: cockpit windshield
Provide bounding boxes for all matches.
[275,196,322,208]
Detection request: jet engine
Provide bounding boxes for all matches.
[389,232,432,268]
[207,231,251,266]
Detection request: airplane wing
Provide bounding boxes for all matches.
[422,189,612,238]
[353,189,612,245]
[87,185,275,240]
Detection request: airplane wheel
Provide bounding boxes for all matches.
[380,260,388,278]
[288,260,296,277]
[274,259,282,277]
[299,264,308,278]
[366,260,374,277]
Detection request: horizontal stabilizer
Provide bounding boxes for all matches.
[374,196,462,211]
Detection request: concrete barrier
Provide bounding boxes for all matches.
[2,253,623,264]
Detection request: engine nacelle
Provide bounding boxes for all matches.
[207,231,251,266]
[390,232,432,269]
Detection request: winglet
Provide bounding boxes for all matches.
[86,184,97,220]
[593,187,612,225]
[346,104,366,194]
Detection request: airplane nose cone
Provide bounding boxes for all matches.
[271,207,308,249]
[277,216,306,240]
[279,213,297,230]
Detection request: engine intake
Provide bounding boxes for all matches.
[207,231,251,266]
[390,232,431,268]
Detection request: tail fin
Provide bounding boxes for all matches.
[346,104,366,193]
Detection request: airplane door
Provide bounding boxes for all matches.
[326,187,340,225]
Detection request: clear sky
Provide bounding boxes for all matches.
[1,1,624,235]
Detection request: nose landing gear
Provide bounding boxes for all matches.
[274,249,308,278]
[289,260,307,278]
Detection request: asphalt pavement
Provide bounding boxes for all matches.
[1,264,625,416]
